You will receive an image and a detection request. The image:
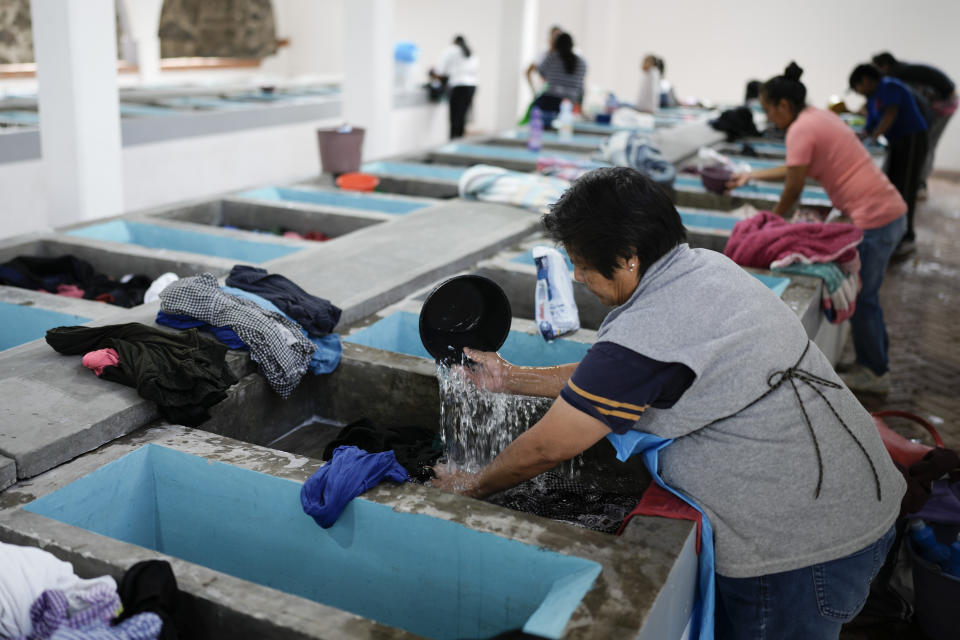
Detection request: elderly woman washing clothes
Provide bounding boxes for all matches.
[432,167,904,640]
[726,62,908,395]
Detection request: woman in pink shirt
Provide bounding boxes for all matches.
[728,62,907,394]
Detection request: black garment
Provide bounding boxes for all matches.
[0,255,152,307]
[322,418,442,482]
[45,323,238,427]
[449,85,476,139]
[709,106,761,141]
[890,62,955,101]
[488,470,642,534]
[113,560,179,639]
[225,265,341,335]
[532,93,562,114]
[885,130,928,241]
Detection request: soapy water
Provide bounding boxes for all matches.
[434,360,644,533]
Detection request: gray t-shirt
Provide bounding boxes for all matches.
[595,244,904,577]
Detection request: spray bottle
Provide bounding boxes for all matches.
[527,107,543,152]
[556,99,574,140]
[533,246,580,341]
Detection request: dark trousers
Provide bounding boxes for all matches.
[884,130,928,241]
[448,85,475,139]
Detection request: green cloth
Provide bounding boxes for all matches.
[773,262,845,293]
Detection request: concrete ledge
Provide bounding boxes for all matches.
[0,456,14,491]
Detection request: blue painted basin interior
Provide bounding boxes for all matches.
[0,110,40,125]
[236,187,431,215]
[119,103,181,118]
[573,121,653,135]
[435,143,598,165]
[503,130,605,148]
[362,161,466,182]
[346,310,591,365]
[510,247,791,298]
[24,445,600,640]
[0,302,90,351]
[66,220,301,263]
[673,175,830,204]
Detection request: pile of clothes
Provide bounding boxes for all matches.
[709,106,761,141]
[0,542,179,639]
[724,211,864,323]
[301,418,443,528]
[158,266,342,398]
[46,323,239,427]
[0,256,177,308]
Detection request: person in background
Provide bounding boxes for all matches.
[434,167,904,640]
[525,25,562,96]
[655,57,679,108]
[430,35,478,140]
[636,54,661,113]
[850,64,928,256]
[727,62,907,394]
[872,52,957,201]
[744,79,762,108]
[529,32,587,114]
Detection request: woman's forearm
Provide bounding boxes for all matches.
[749,165,788,182]
[505,363,578,398]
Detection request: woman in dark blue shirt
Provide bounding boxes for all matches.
[850,64,929,254]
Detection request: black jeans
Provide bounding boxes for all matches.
[885,130,928,241]
[448,85,476,139]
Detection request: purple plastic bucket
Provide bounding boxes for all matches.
[700,165,733,194]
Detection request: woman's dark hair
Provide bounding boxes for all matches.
[453,35,471,59]
[554,32,577,75]
[760,62,807,111]
[744,80,761,101]
[543,167,686,279]
[872,52,898,68]
[655,57,664,75]
[849,63,881,90]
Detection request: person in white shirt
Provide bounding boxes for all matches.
[430,35,479,139]
[637,54,661,113]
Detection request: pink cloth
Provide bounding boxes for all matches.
[55,284,84,298]
[786,107,905,230]
[81,348,120,376]
[724,211,863,269]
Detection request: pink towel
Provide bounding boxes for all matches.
[81,348,120,376]
[724,211,863,269]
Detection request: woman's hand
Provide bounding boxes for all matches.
[460,348,513,393]
[430,464,480,496]
[725,172,750,193]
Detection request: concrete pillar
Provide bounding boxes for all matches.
[31,0,124,228]
[341,0,395,161]
[125,0,164,84]
[495,0,538,131]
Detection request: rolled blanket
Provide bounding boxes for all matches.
[458,164,570,214]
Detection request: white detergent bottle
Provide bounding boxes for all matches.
[556,99,574,140]
[533,246,580,341]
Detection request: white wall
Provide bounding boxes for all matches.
[537,0,960,170]
[393,0,507,134]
